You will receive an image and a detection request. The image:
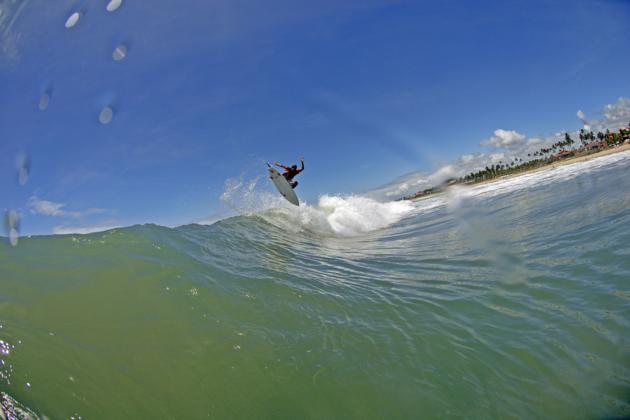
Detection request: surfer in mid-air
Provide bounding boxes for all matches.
[273,157,304,189]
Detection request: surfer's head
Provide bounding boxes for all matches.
[291,164,297,170]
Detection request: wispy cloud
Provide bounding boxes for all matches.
[27,196,112,219]
[480,129,526,148]
[596,97,630,130]
[0,0,31,67]
[314,91,424,164]
[28,197,72,217]
[574,97,630,131]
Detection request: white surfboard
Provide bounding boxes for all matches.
[267,163,299,206]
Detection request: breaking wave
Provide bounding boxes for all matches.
[218,174,414,237]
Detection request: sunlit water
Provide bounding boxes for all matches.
[1,152,630,419]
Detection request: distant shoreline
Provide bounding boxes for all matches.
[408,142,630,202]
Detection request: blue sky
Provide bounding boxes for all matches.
[1,0,630,235]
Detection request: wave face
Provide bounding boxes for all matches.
[1,151,630,419]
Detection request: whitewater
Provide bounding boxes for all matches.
[1,151,629,419]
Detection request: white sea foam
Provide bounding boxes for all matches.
[261,195,414,237]
[218,175,414,236]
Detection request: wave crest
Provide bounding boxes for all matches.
[218,174,414,236]
[260,195,413,237]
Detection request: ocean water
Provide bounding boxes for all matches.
[1,151,630,419]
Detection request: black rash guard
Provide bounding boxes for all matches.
[283,168,300,181]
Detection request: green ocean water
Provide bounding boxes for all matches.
[1,152,630,419]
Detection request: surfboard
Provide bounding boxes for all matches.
[267,163,300,206]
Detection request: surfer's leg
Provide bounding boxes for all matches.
[290,180,298,189]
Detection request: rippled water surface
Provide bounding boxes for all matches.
[1,152,630,419]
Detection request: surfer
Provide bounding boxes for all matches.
[273,157,304,189]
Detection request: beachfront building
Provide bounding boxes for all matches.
[555,150,574,159]
[586,141,605,151]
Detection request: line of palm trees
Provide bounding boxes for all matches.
[581,128,629,146]
[461,126,629,184]
[579,129,605,145]
[462,133,576,183]
[527,133,576,159]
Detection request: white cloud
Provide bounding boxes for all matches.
[52,224,120,235]
[574,97,630,132]
[481,129,526,148]
[428,165,456,185]
[601,97,630,129]
[28,196,72,217]
[384,181,410,197]
[527,137,542,145]
[366,172,430,199]
[0,0,29,67]
[28,196,112,219]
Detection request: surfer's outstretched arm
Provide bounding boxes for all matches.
[274,162,290,170]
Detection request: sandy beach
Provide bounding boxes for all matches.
[411,143,630,201]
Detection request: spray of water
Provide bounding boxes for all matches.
[218,174,414,237]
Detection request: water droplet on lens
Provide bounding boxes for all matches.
[16,153,30,186]
[106,0,122,12]
[99,106,113,124]
[9,229,18,247]
[65,12,81,28]
[18,169,28,186]
[4,210,18,228]
[112,44,127,61]
[4,210,20,247]
[38,92,50,110]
